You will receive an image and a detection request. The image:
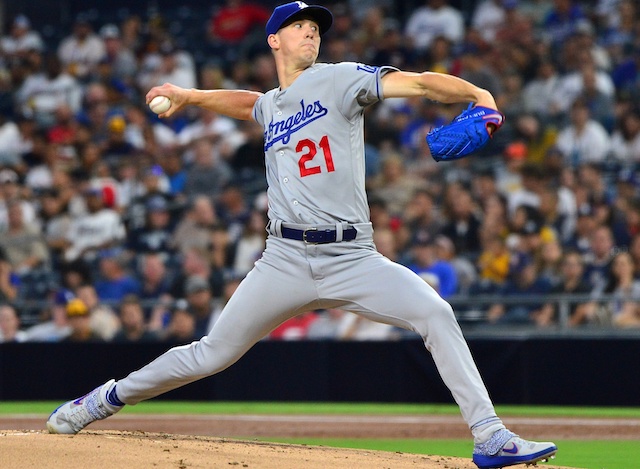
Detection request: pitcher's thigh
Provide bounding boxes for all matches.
[333,254,455,336]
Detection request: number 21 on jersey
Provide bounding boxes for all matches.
[296,135,335,177]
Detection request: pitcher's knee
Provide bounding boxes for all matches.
[412,297,458,336]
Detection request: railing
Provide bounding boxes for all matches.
[12,293,640,338]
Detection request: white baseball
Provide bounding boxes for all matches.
[149,96,172,114]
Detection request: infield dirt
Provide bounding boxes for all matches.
[3,412,631,468]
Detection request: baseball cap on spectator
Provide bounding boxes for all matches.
[145,164,164,177]
[413,230,435,247]
[577,203,594,218]
[185,276,210,295]
[83,185,102,197]
[146,196,168,212]
[100,24,120,39]
[13,15,31,29]
[265,2,333,38]
[66,298,89,317]
[509,252,533,275]
[0,169,18,184]
[159,41,176,56]
[617,168,638,186]
[54,289,75,306]
[108,115,126,133]
[504,142,527,160]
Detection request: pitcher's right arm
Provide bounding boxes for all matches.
[146,83,263,121]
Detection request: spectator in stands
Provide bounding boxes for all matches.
[98,23,138,86]
[332,311,398,340]
[94,248,141,304]
[475,235,511,293]
[404,0,464,53]
[373,227,399,262]
[538,249,596,326]
[170,246,225,300]
[511,114,558,165]
[0,169,36,231]
[163,300,197,343]
[178,108,243,161]
[15,53,83,128]
[552,58,615,117]
[124,104,178,154]
[406,231,458,298]
[576,162,613,207]
[368,153,427,217]
[22,289,73,342]
[57,15,106,82]
[578,65,616,132]
[160,150,188,197]
[583,225,616,291]
[435,234,478,295]
[62,298,104,342]
[207,0,270,62]
[0,15,44,59]
[184,138,234,200]
[306,308,348,340]
[536,238,564,286]
[75,283,120,341]
[183,275,217,338]
[0,304,26,342]
[555,98,612,167]
[229,120,267,196]
[610,109,640,164]
[171,195,218,255]
[112,294,159,342]
[63,185,126,263]
[269,311,319,340]
[216,184,251,242]
[479,193,510,244]
[593,251,640,327]
[127,196,176,255]
[232,209,266,276]
[0,111,24,168]
[455,45,504,111]
[486,253,553,325]
[137,41,197,91]
[401,189,443,252]
[495,142,527,197]
[522,60,561,120]
[441,185,483,258]
[0,248,17,306]
[541,0,586,51]
[124,164,172,232]
[471,0,509,43]
[0,199,49,275]
[137,252,173,314]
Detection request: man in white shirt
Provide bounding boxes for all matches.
[404,0,464,52]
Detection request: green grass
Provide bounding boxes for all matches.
[255,438,639,469]
[3,401,640,418]
[3,401,639,469]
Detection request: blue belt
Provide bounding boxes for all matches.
[281,226,357,244]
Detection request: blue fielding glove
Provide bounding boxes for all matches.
[426,104,505,162]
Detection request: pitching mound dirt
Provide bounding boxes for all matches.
[0,430,573,469]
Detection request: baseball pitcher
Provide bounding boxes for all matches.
[47,3,556,468]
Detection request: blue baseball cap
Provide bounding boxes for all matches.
[266,2,333,38]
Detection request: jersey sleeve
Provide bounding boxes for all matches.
[252,94,265,126]
[332,63,399,120]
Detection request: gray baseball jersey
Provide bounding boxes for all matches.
[253,62,394,225]
[115,62,504,443]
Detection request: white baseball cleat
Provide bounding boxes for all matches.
[472,429,558,468]
[46,379,123,434]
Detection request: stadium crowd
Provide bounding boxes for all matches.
[1,0,640,343]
